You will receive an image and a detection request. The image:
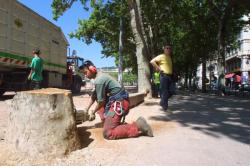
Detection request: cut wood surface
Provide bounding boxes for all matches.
[5,88,81,161]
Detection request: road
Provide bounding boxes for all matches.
[0,90,250,166]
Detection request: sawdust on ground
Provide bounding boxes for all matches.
[0,91,176,166]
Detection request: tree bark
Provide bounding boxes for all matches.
[128,0,151,94]
[216,19,227,95]
[118,17,124,86]
[207,0,235,95]
[202,59,207,93]
[5,88,81,161]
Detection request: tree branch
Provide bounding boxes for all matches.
[206,0,221,19]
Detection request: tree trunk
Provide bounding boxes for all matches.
[184,72,188,89]
[188,72,192,90]
[128,0,151,94]
[217,20,226,75]
[202,59,207,93]
[118,17,124,86]
[5,88,81,162]
[217,20,226,95]
[207,0,234,95]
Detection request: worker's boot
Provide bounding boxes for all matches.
[136,117,153,137]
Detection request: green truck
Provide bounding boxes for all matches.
[0,0,84,96]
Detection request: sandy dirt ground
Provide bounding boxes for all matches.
[0,89,250,166]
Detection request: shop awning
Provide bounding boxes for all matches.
[225,73,235,78]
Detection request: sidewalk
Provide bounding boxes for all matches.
[1,91,250,165]
[64,92,250,166]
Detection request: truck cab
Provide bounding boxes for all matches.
[0,0,86,96]
[66,56,86,93]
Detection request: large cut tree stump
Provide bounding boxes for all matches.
[5,88,81,159]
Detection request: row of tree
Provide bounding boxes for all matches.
[52,0,250,93]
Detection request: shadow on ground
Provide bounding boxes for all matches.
[71,88,93,97]
[77,126,94,148]
[77,122,103,148]
[168,93,250,144]
[0,94,15,101]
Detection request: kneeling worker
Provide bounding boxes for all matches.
[79,60,153,140]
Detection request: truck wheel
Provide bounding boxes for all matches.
[0,90,5,97]
[71,76,82,93]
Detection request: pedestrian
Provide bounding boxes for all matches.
[28,48,43,89]
[150,43,173,111]
[152,71,161,98]
[79,60,153,140]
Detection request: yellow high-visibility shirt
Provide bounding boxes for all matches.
[152,54,173,75]
[153,72,160,84]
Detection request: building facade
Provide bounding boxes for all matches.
[225,15,250,85]
[196,15,250,89]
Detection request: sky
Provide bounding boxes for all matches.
[18,0,115,68]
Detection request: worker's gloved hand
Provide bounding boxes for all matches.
[88,110,96,121]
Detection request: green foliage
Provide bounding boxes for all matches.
[51,0,95,20]
[206,0,250,66]
[107,72,137,85]
[122,72,137,85]
[51,0,250,78]
[51,0,76,20]
[66,0,137,72]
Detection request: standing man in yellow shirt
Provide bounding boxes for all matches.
[150,43,173,111]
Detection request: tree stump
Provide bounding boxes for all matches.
[5,88,81,159]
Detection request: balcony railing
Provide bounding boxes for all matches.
[226,49,250,60]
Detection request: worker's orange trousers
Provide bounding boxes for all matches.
[97,100,140,140]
